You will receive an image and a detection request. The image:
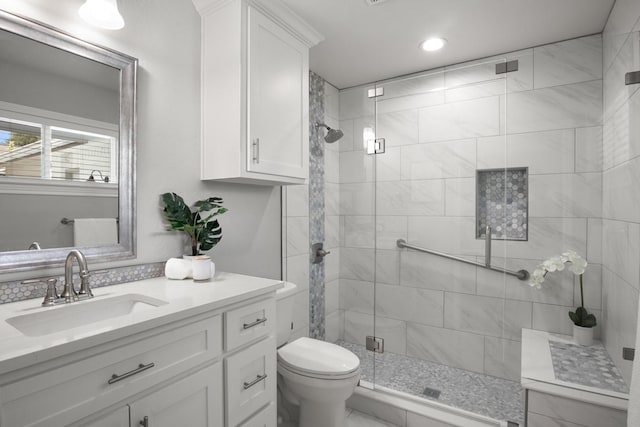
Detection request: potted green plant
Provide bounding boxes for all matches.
[530,250,595,345]
[161,192,228,256]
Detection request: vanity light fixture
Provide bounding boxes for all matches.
[87,170,110,182]
[420,37,447,52]
[79,0,125,30]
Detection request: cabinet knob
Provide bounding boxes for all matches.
[139,416,149,427]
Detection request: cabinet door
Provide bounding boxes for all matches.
[129,363,223,427]
[226,337,277,426]
[247,6,309,180]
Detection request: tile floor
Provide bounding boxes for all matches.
[338,341,524,425]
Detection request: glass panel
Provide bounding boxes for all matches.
[330,82,378,389]
[370,60,526,424]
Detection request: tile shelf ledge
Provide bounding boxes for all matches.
[521,328,629,410]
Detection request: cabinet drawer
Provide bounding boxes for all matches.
[528,390,626,427]
[225,336,276,427]
[225,298,275,351]
[238,402,276,427]
[0,315,222,427]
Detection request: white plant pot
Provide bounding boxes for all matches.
[573,324,594,346]
[183,255,215,281]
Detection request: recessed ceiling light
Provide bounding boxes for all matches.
[420,37,447,52]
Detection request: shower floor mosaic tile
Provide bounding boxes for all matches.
[549,341,628,393]
[338,340,524,425]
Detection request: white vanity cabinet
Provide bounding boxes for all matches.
[193,0,322,185]
[0,286,279,427]
[82,363,223,427]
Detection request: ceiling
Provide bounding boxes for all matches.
[281,0,616,89]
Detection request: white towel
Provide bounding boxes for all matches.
[164,258,193,280]
[628,292,640,425]
[73,218,118,247]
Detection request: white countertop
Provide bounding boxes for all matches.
[0,272,283,376]
[521,328,629,410]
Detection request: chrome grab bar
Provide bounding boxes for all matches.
[396,238,529,281]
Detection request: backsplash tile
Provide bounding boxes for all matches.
[0,262,165,304]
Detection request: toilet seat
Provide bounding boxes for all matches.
[278,337,360,379]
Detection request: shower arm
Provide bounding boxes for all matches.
[396,235,530,281]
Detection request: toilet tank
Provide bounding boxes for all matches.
[275,281,298,347]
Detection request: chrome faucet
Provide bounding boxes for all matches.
[61,250,92,302]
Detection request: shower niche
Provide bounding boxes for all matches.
[476,167,528,241]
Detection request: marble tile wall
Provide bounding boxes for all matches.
[337,34,605,382]
[601,1,640,384]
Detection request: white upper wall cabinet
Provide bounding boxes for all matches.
[193,0,323,185]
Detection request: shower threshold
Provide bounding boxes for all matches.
[337,340,524,425]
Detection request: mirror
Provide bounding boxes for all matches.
[0,10,137,271]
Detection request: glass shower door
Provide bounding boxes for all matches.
[369,58,527,424]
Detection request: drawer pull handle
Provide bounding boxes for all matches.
[140,416,149,427]
[108,362,155,385]
[243,317,267,329]
[243,373,268,390]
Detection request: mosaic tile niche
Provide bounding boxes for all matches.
[476,168,528,240]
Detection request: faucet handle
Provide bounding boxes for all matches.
[42,278,61,306]
[21,277,62,307]
[77,271,93,299]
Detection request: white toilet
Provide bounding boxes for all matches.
[276,282,360,427]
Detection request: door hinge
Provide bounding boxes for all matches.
[366,138,385,155]
[625,71,640,85]
[367,87,384,98]
[366,336,384,353]
[496,59,519,75]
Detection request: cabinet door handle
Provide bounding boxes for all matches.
[139,416,149,427]
[108,362,155,384]
[252,138,260,163]
[243,373,268,390]
[243,317,267,329]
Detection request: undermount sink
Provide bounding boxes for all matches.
[6,293,168,337]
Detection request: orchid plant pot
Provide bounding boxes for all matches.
[573,324,594,346]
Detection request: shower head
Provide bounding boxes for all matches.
[316,122,344,143]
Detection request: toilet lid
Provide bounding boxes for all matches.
[278,337,360,377]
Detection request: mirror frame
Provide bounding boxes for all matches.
[0,9,137,272]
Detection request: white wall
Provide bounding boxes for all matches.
[0,0,282,281]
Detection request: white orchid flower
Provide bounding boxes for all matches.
[529,250,587,289]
